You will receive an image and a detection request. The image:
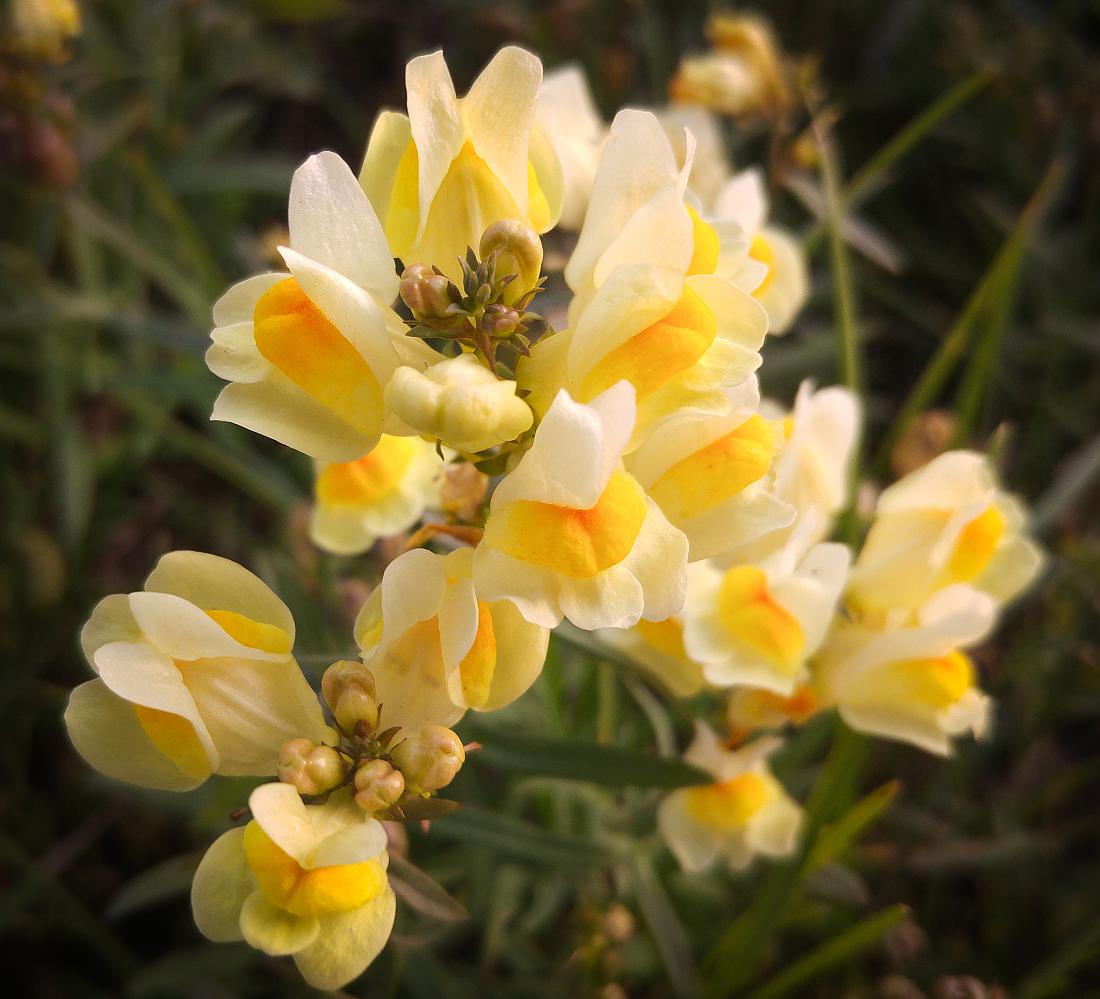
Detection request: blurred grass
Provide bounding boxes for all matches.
[2,1,1100,997]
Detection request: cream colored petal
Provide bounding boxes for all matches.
[64,679,210,791]
[308,505,383,557]
[240,891,319,956]
[480,599,550,711]
[877,450,993,514]
[288,151,399,305]
[128,591,285,663]
[755,225,808,334]
[658,791,720,872]
[144,550,295,643]
[745,787,802,858]
[714,167,768,234]
[80,593,141,668]
[376,547,448,648]
[472,545,563,629]
[292,888,396,991]
[248,782,318,866]
[405,50,464,238]
[528,124,565,229]
[558,564,645,631]
[772,543,851,653]
[682,719,732,777]
[435,572,480,682]
[688,273,769,353]
[359,110,412,225]
[191,827,252,941]
[184,657,333,777]
[207,321,269,384]
[212,273,286,327]
[838,704,953,756]
[979,536,1044,605]
[591,189,694,288]
[680,490,796,563]
[621,501,689,622]
[462,45,542,218]
[310,816,388,869]
[211,375,377,463]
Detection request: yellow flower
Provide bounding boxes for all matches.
[355,546,549,728]
[536,64,607,231]
[310,434,443,556]
[669,52,760,117]
[10,0,80,61]
[384,353,533,454]
[596,614,707,699]
[625,378,794,560]
[191,783,395,991]
[846,450,1044,619]
[726,684,822,739]
[64,551,332,790]
[207,152,406,462]
[655,103,732,211]
[360,46,563,281]
[683,534,850,695]
[711,167,809,333]
[474,383,689,630]
[816,585,995,755]
[658,723,801,872]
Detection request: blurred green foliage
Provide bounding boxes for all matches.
[2,0,1099,996]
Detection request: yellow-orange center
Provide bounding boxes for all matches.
[944,505,1004,583]
[717,565,804,673]
[205,608,291,655]
[634,617,687,660]
[134,705,210,779]
[684,772,771,830]
[252,277,382,436]
[459,602,498,708]
[315,435,418,508]
[882,650,974,709]
[749,234,776,297]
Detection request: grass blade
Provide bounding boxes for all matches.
[631,850,698,999]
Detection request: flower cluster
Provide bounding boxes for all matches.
[63,42,1043,990]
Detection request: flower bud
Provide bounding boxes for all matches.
[383,354,533,454]
[400,263,453,319]
[277,738,347,795]
[321,659,376,711]
[480,221,543,307]
[481,303,522,339]
[390,725,466,793]
[353,758,406,814]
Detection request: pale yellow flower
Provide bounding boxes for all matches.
[659,722,801,872]
[360,46,562,281]
[654,103,732,211]
[64,551,332,790]
[596,613,706,699]
[384,353,533,454]
[474,383,689,630]
[726,684,822,739]
[192,783,395,991]
[816,584,995,755]
[309,435,443,556]
[846,450,1044,620]
[207,152,405,462]
[355,547,549,729]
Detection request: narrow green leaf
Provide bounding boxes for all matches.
[1032,431,1100,536]
[472,729,712,790]
[107,852,201,920]
[1016,919,1100,999]
[744,904,910,999]
[631,851,698,999]
[428,808,615,868]
[808,780,901,873]
[387,854,469,924]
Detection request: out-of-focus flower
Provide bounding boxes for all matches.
[816,585,996,755]
[310,435,443,556]
[626,378,794,561]
[596,613,706,698]
[384,354,533,454]
[683,534,850,695]
[355,546,549,728]
[535,64,607,230]
[475,383,688,630]
[846,451,1044,619]
[9,0,80,61]
[654,103,732,212]
[670,52,760,117]
[726,684,822,739]
[658,722,801,872]
[191,783,394,991]
[64,551,332,791]
[711,167,809,333]
[890,409,956,479]
[360,46,562,281]
[706,12,792,114]
[206,153,404,462]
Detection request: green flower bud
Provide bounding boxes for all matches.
[479,221,543,307]
[277,738,346,795]
[353,758,406,814]
[390,725,466,793]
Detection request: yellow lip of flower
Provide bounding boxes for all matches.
[944,504,1005,583]
[717,565,805,673]
[252,277,382,436]
[748,234,776,296]
[314,436,419,509]
[204,609,292,656]
[243,822,386,919]
[646,414,777,522]
[580,286,718,403]
[133,705,211,780]
[485,470,648,579]
[686,205,720,276]
[458,602,498,708]
[634,617,687,660]
[684,772,770,830]
[883,650,975,709]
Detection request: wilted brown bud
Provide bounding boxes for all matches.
[390,725,466,793]
[479,221,543,307]
[890,409,955,479]
[400,263,453,318]
[439,461,489,523]
[353,758,405,814]
[277,738,346,795]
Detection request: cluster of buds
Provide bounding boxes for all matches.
[399,221,548,378]
[275,658,467,820]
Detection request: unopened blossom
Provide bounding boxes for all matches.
[710,167,809,333]
[353,759,405,815]
[192,783,395,991]
[846,450,1044,620]
[359,46,562,281]
[384,353,533,454]
[535,64,606,230]
[278,739,346,796]
[389,725,466,794]
[475,383,689,630]
[206,152,407,462]
[310,435,443,556]
[355,546,549,729]
[625,378,794,561]
[683,532,850,695]
[659,723,801,872]
[816,585,996,756]
[65,551,332,791]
